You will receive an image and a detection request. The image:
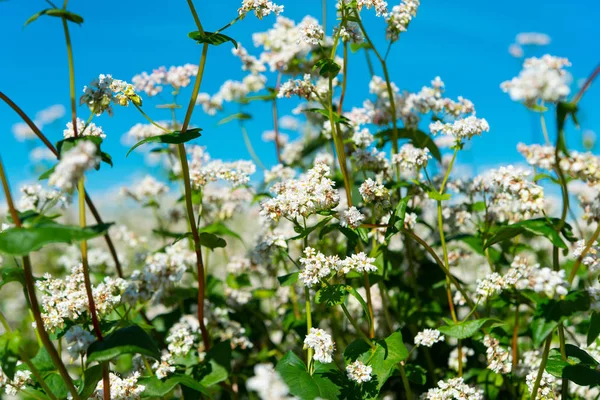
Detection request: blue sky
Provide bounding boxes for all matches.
[1,0,599,194]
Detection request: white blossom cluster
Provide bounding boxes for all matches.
[483,335,512,374]
[238,0,284,19]
[429,115,490,142]
[298,19,324,45]
[36,263,126,331]
[132,64,197,97]
[518,142,600,187]
[359,178,390,208]
[92,372,145,400]
[574,239,599,272]
[247,363,291,400]
[48,140,100,192]
[260,161,339,222]
[1,370,32,396]
[338,206,365,229]
[385,0,420,42]
[501,55,571,107]
[63,118,106,139]
[353,0,389,17]
[424,377,483,400]
[352,148,391,175]
[232,43,267,75]
[187,146,256,188]
[304,328,335,363]
[392,143,431,170]
[264,164,296,183]
[64,325,96,360]
[120,175,169,203]
[448,346,473,371]
[81,74,141,116]
[351,128,375,148]
[336,24,363,43]
[123,240,195,304]
[414,329,445,347]
[346,360,373,383]
[18,184,67,212]
[152,353,176,379]
[298,247,340,287]
[278,74,322,100]
[526,371,559,400]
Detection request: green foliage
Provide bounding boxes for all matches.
[126,128,202,156]
[87,325,160,363]
[24,8,84,27]
[316,284,349,307]
[438,318,504,339]
[188,31,238,48]
[0,222,112,256]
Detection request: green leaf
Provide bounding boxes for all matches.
[78,365,103,399]
[199,222,243,243]
[38,165,56,181]
[139,375,210,397]
[313,59,341,78]
[126,128,202,157]
[438,318,504,339]
[563,364,600,387]
[291,217,333,240]
[427,191,451,201]
[405,364,427,385]
[24,8,84,27]
[217,112,251,125]
[588,312,600,346]
[344,332,409,397]
[375,128,442,162]
[385,196,411,240]
[0,267,26,289]
[531,291,591,347]
[315,285,348,307]
[347,287,372,329]
[0,331,21,379]
[304,108,352,127]
[484,218,568,250]
[188,31,238,48]
[199,232,226,250]
[0,222,112,256]
[86,325,160,363]
[276,351,343,400]
[278,272,299,287]
[30,347,56,372]
[199,341,231,387]
[44,373,69,399]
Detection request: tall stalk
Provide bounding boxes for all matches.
[0,157,80,400]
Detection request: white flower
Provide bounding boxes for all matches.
[385,0,420,42]
[304,328,335,363]
[92,372,145,399]
[63,118,106,139]
[239,0,284,19]
[414,329,444,347]
[298,20,324,45]
[152,353,176,379]
[448,347,474,372]
[339,206,365,229]
[346,360,373,383]
[429,116,490,142]
[339,252,377,274]
[18,184,67,212]
[299,247,339,287]
[484,335,512,374]
[424,377,483,399]
[501,55,571,107]
[526,370,559,400]
[120,175,169,202]
[392,143,431,170]
[133,64,198,97]
[4,370,32,396]
[48,140,100,192]
[81,74,141,116]
[247,363,290,400]
[351,128,374,148]
[64,325,95,360]
[359,178,390,208]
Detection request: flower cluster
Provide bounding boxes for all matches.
[414,329,445,347]
[132,64,198,97]
[80,74,142,116]
[238,0,284,19]
[304,328,335,363]
[48,140,100,191]
[386,0,420,42]
[346,360,373,383]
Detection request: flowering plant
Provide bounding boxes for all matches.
[0,1,599,399]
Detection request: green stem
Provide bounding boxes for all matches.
[340,303,373,347]
[62,18,78,137]
[398,363,413,400]
[305,287,314,375]
[133,104,170,132]
[529,335,552,400]
[569,224,600,283]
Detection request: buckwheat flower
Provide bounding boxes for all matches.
[18,184,67,212]
[239,0,283,19]
[63,118,105,139]
[501,55,571,107]
[260,161,340,222]
[414,329,445,347]
[425,377,483,400]
[120,175,169,203]
[526,370,559,400]
[165,317,199,357]
[484,335,512,374]
[232,44,267,74]
[354,0,389,17]
[338,206,365,229]
[404,212,418,230]
[304,328,335,363]
[299,247,339,287]
[278,74,319,100]
[247,363,290,400]
[265,164,296,183]
[386,0,420,42]
[392,143,431,170]
[448,346,474,371]
[4,370,32,396]
[80,74,141,116]
[359,178,390,208]
[152,353,176,379]
[298,20,324,45]
[337,23,363,43]
[64,325,95,360]
[429,116,490,142]
[521,267,569,299]
[476,272,504,301]
[346,360,373,383]
[351,128,374,148]
[133,65,198,97]
[339,252,377,274]
[353,148,390,174]
[48,140,100,192]
[92,372,145,400]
